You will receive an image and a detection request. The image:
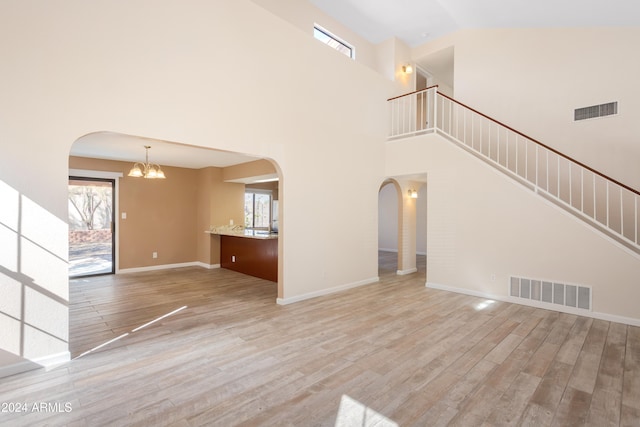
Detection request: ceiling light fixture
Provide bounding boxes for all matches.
[128,145,166,179]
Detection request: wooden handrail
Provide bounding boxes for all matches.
[389,88,639,196]
[387,85,439,101]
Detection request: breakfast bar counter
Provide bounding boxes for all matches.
[208,227,278,282]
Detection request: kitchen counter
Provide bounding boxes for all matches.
[207,226,278,240]
[208,225,278,281]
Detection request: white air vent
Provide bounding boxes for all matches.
[510,276,591,311]
[574,102,618,121]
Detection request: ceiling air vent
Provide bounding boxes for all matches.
[574,102,618,121]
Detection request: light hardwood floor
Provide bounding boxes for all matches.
[1,252,639,426]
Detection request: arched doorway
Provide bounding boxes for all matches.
[378,179,400,275]
[67,131,285,356]
[378,177,427,278]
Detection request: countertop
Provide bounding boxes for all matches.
[207,226,278,240]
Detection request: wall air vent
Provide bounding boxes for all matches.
[574,102,618,121]
[509,276,591,311]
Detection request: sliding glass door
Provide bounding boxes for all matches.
[68,177,115,277]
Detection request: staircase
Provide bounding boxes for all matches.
[388,86,640,255]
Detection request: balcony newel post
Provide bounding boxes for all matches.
[433,85,438,132]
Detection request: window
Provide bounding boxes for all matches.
[313,24,354,59]
[244,190,271,229]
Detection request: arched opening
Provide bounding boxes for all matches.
[378,179,401,276]
[67,131,285,357]
[378,177,427,279]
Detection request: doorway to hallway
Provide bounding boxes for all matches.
[68,176,115,277]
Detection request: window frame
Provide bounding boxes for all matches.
[244,189,272,230]
[313,24,355,59]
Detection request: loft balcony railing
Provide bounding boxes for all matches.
[388,86,640,254]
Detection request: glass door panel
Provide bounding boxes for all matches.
[68,177,115,277]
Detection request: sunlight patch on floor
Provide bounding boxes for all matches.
[73,305,188,360]
[474,299,496,311]
[335,395,398,427]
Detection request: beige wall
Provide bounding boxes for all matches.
[69,157,199,269]
[209,169,245,229]
[251,0,415,95]
[0,0,391,369]
[196,167,216,266]
[200,167,245,266]
[68,158,248,269]
[223,159,276,182]
[378,181,427,254]
[251,0,377,71]
[412,28,640,190]
[386,133,640,322]
[246,181,279,200]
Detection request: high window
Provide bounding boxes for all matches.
[244,190,271,229]
[313,24,354,59]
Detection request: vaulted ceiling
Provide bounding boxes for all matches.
[71,1,640,168]
[309,0,640,47]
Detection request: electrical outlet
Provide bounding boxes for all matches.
[490,273,496,281]
[153,252,158,259]
[232,255,236,262]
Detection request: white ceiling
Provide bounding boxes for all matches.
[309,0,640,46]
[71,132,260,169]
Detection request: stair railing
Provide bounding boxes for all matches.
[388,86,640,252]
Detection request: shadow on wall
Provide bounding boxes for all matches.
[0,180,69,377]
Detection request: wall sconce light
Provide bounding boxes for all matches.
[408,189,418,199]
[402,64,413,74]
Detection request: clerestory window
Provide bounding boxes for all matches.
[313,24,354,59]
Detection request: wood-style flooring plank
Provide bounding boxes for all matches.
[0,253,637,426]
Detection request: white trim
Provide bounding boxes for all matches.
[69,169,123,179]
[313,23,355,59]
[378,249,426,257]
[277,276,379,305]
[69,169,123,272]
[33,351,71,370]
[118,261,218,274]
[426,282,640,327]
[246,188,273,195]
[0,360,40,378]
[397,268,418,275]
[196,262,221,270]
[0,351,71,379]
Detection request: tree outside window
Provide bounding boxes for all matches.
[244,191,271,229]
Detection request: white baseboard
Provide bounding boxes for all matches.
[277,277,379,305]
[0,351,70,379]
[0,360,39,379]
[397,268,418,275]
[378,249,426,255]
[426,282,640,327]
[33,351,71,370]
[118,262,219,274]
[195,262,220,270]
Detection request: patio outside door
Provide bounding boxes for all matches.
[68,177,115,277]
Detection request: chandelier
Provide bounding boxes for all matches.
[128,145,166,179]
